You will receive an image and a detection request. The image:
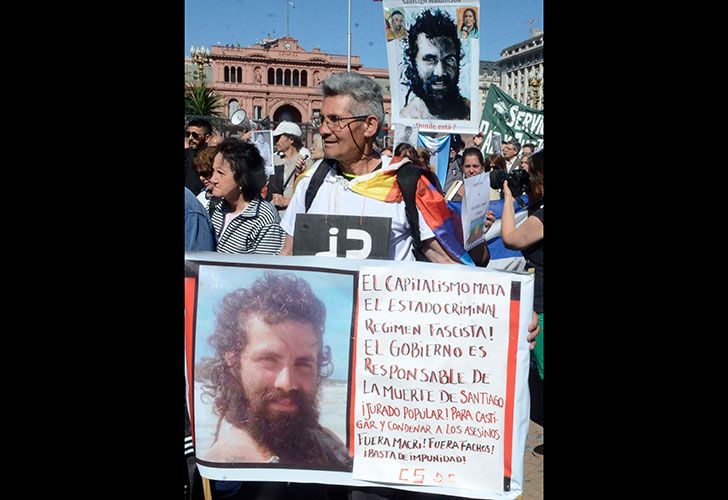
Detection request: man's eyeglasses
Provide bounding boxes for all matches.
[185,130,201,139]
[312,114,369,130]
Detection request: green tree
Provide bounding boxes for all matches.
[185,82,223,116]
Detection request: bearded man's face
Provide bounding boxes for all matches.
[235,316,322,460]
[411,34,461,116]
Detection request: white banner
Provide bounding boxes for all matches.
[352,266,513,492]
[185,253,532,499]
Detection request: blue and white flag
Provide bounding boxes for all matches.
[448,197,529,271]
[417,133,450,188]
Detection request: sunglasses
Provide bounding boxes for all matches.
[197,170,213,179]
[185,131,201,139]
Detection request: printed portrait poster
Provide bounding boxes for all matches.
[393,124,419,151]
[490,131,502,155]
[383,1,481,135]
[251,130,275,176]
[190,259,356,477]
[185,253,533,499]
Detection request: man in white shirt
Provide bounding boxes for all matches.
[279,71,487,265]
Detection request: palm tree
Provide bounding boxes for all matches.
[185,81,224,116]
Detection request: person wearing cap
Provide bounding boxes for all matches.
[270,121,308,213]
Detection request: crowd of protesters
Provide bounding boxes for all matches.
[184,70,543,500]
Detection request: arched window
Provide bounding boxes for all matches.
[293,69,299,86]
[268,68,275,84]
[237,67,242,82]
[276,68,283,85]
[231,68,236,83]
[301,70,308,87]
[284,69,291,86]
[224,66,230,82]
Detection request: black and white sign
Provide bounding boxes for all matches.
[490,131,502,155]
[293,214,392,260]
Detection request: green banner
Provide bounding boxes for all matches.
[478,85,543,154]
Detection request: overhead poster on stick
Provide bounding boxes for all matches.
[383,0,481,135]
[251,130,275,176]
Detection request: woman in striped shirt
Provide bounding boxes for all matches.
[209,138,286,255]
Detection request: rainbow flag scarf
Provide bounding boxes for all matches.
[346,156,475,265]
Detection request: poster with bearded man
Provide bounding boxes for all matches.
[383,0,480,135]
[191,265,355,473]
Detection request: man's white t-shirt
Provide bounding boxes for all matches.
[280,157,434,261]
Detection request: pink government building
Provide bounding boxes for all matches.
[186,36,392,143]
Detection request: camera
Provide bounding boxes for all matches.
[490,167,530,197]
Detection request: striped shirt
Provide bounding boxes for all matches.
[211,198,285,254]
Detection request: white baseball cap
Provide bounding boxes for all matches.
[272,121,302,137]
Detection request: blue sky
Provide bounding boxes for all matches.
[185,0,544,67]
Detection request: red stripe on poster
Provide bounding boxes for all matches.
[185,276,197,442]
[503,283,521,488]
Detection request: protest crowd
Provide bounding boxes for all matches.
[184,6,542,496]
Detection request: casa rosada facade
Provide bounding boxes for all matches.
[196,36,392,133]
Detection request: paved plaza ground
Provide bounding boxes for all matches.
[519,421,543,500]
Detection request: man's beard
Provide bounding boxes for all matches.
[412,72,464,118]
[243,387,321,463]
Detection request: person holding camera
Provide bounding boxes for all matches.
[485,154,507,200]
[500,150,544,455]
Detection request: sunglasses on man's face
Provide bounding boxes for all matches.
[186,130,201,139]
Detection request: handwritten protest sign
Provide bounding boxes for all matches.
[352,265,515,492]
[185,253,532,499]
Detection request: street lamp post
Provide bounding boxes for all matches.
[347,0,352,72]
[529,71,543,109]
[190,45,211,83]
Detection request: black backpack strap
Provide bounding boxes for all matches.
[304,159,335,212]
[396,163,429,261]
[304,159,430,261]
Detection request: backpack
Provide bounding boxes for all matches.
[304,159,431,261]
